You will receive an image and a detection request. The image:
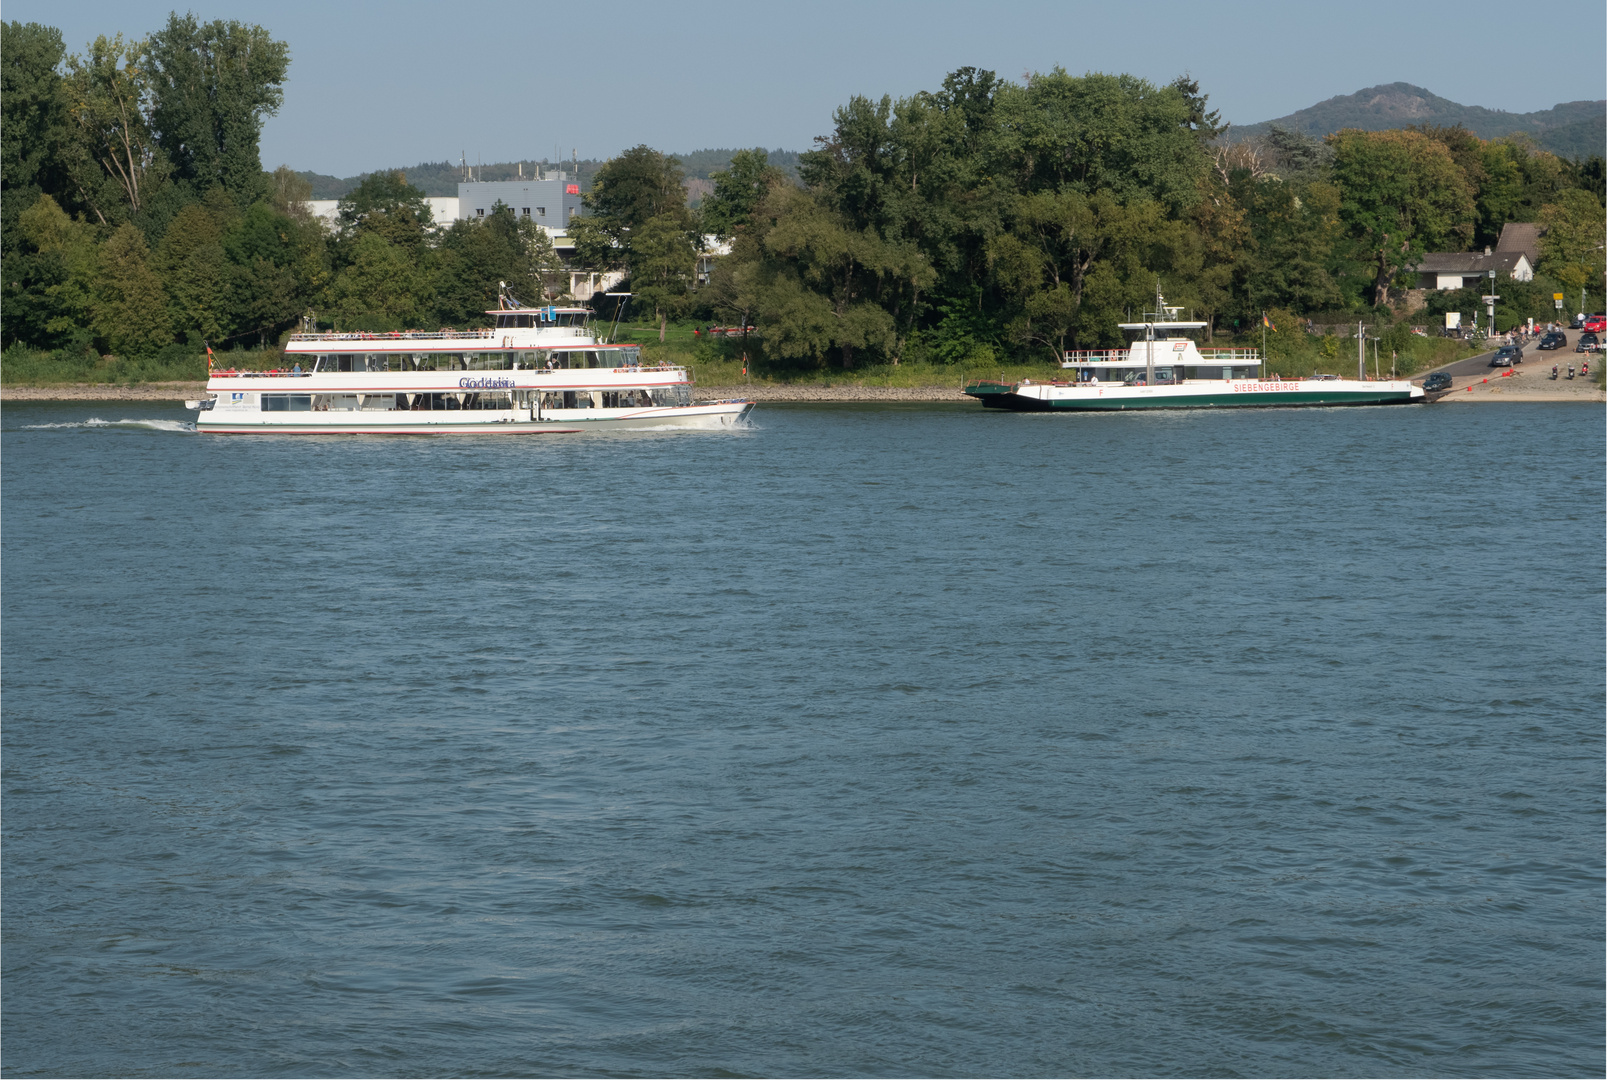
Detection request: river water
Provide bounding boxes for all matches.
[3,400,1602,1078]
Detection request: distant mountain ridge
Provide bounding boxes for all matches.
[297,148,803,201]
[1231,82,1605,159]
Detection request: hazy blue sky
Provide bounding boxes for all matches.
[9,0,1604,177]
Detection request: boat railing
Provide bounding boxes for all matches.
[209,363,689,378]
[1197,347,1262,361]
[1062,349,1128,363]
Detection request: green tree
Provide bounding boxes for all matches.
[1327,128,1475,305]
[335,169,433,253]
[325,231,430,331]
[2,22,72,251]
[62,33,167,223]
[753,185,922,367]
[223,201,326,343]
[570,146,689,268]
[433,202,557,325]
[93,221,171,356]
[266,162,313,223]
[156,202,228,343]
[145,13,289,206]
[630,212,697,341]
[989,70,1208,211]
[1537,190,1606,297]
[14,193,100,349]
[701,148,786,237]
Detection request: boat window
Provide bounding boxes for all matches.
[405,393,463,410]
[466,353,510,371]
[516,314,532,328]
[413,353,468,371]
[643,386,691,407]
[461,392,513,410]
[360,394,396,411]
[312,394,359,411]
[261,394,314,412]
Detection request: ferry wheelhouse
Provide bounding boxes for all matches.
[190,292,753,434]
[964,293,1422,411]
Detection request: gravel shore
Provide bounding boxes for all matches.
[3,381,206,401]
[1437,368,1605,402]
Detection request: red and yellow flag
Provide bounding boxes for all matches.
[205,343,215,372]
[1262,313,1276,331]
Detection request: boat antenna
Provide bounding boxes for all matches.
[604,291,631,344]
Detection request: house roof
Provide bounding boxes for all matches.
[1495,222,1545,265]
[1413,250,1531,275]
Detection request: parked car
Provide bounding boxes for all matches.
[1584,314,1607,333]
[1490,345,1523,366]
[1571,314,1587,329]
[1422,371,1453,391]
[1538,331,1567,350]
[1577,332,1600,353]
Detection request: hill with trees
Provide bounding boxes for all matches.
[1231,83,1605,160]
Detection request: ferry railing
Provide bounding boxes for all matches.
[285,326,593,343]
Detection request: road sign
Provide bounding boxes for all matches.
[1482,295,1500,302]
[1556,298,1564,309]
[1554,293,1564,301]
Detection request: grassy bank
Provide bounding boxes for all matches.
[0,344,283,386]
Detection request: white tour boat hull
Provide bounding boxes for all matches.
[195,400,753,435]
[188,298,755,435]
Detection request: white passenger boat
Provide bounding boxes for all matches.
[188,292,753,434]
[964,292,1423,411]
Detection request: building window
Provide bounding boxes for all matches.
[536,207,545,216]
[476,208,485,218]
[521,207,530,216]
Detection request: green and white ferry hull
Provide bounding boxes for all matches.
[965,291,1423,411]
[964,377,1422,411]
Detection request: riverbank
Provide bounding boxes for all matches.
[1437,368,1605,402]
[2,382,207,401]
[3,377,1598,404]
[0,382,975,403]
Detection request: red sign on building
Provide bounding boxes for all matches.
[566,184,579,194]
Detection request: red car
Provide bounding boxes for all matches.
[1584,314,1607,333]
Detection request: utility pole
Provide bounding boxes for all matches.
[1358,321,1365,382]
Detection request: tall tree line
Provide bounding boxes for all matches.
[670,68,1604,369]
[1,16,563,362]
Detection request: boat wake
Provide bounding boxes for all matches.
[22,417,197,433]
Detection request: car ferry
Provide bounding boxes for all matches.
[188,290,753,434]
[963,293,1422,411]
